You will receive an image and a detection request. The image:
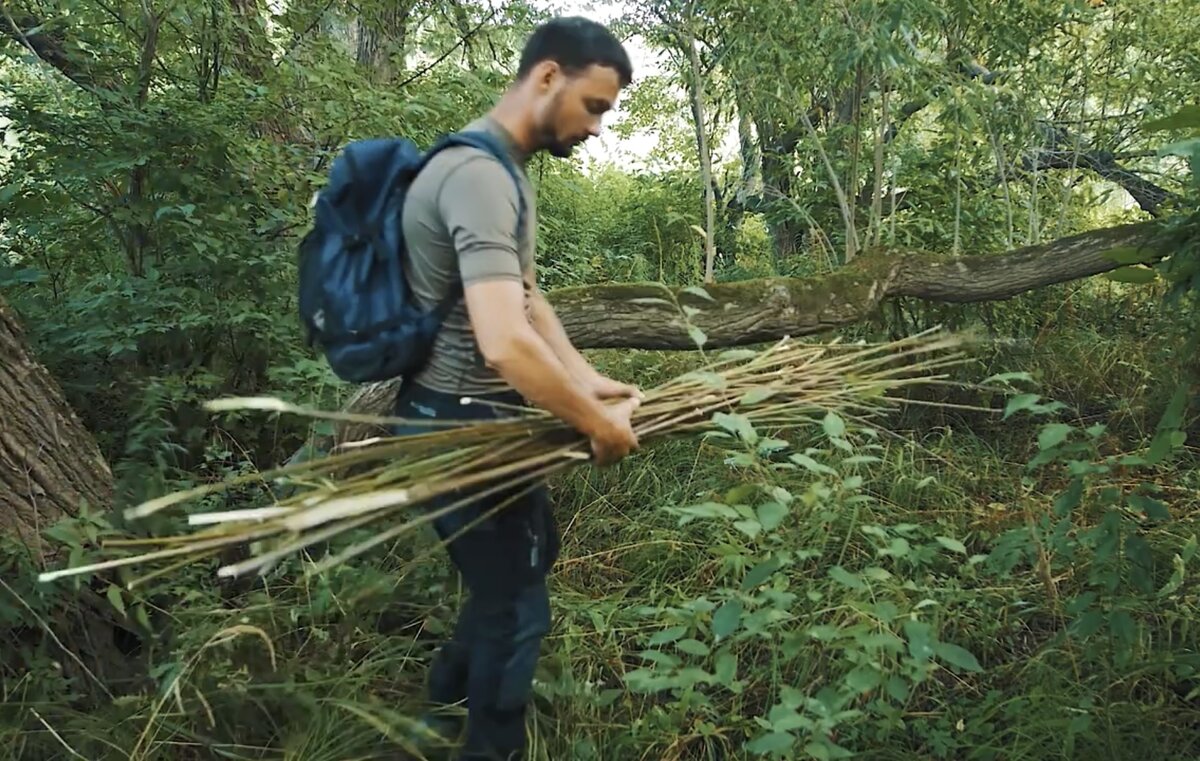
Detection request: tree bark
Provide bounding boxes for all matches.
[0,298,114,563]
[353,0,413,83]
[314,220,1166,447]
[681,18,718,283]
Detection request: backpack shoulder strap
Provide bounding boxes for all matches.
[426,130,528,240]
[419,130,530,313]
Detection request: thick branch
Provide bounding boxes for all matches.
[888,221,1157,302]
[0,11,115,90]
[1023,145,1177,216]
[552,222,1160,349]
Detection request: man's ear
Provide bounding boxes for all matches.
[531,60,560,92]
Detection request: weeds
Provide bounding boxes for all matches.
[4,324,1199,760]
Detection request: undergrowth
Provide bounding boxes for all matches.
[3,313,1199,761]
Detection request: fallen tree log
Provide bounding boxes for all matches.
[315,220,1165,448]
[1,220,1168,525]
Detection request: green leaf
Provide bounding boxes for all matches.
[1103,265,1158,284]
[983,371,1033,385]
[106,584,126,617]
[1054,478,1084,518]
[639,650,682,667]
[880,536,911,558]
[1109,609,1137,649]
[822,411,846,438]
[734,519,762,539]
[1003,393,1041,419]
[842,455,882,466]
[681,284,717,302]
[0,267,47,286]
[1103,245,1159,266]
[1072,609,1104,638]
[1128,494,1171,521]
[1038,423,1073,450]
[1146,427,1183,464]
[756,501,789,532]
[885,675,908,701]
[687,325,708,348]
[674,501,740,522]
[649,626,688,646]
[0,183,21,203]
[903,619,935,662]
[935,536,967,554]
[718,349,758,361]
[757,438,790,455]
[713,412,757,444]
[1144,105,1200,132]
[828,565,865,590]
[789,453,837,476]
[746,731,795,754]
[741,556,780,591]
[712,600,743,639]
[933,642,983,672]
[676,638,711,656]
[739,387,777,405]
[844,665,882,693]
[687,371,727,389]
[724,483,760,504]
[715,650,738,683]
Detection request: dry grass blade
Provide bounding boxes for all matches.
[36,329,988,585]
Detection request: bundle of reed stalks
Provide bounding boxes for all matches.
[38,329,981,586]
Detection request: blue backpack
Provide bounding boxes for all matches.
[298,130,526,384]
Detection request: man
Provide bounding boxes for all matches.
[389,16,639,761]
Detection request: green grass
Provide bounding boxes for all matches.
[4,318,1200,761]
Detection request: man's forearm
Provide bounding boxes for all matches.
[528,290,599,384]
[483,325,614,438]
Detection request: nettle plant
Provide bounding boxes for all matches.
[622,405,985,759]
[618,363,1196,758]
[987,378,1196,669]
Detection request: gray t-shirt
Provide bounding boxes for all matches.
[401,116,538,394]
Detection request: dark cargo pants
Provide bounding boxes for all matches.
[391,382,559,761]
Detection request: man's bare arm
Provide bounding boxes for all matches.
[465,278,632,449]
[525,277,601,385]
[435,152,638,461]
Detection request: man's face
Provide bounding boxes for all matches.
[532,63,623,158]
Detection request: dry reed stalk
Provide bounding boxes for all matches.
[38,329,987,586]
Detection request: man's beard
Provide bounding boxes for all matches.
[535,95,578,158]
[535,123,575,158]
[547,139,576,158]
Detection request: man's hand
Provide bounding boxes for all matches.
[590,396,641,466]
[586,373,644,402]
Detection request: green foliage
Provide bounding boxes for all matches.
[3,0,1200,758]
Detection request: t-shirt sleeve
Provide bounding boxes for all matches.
[436,153,524,284]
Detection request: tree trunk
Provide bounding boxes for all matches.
[682,21,718,283]
[760,147,802,263]
[354,1,413,84]
[0,298,114,563]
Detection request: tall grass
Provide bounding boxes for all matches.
[5,319,1199,760]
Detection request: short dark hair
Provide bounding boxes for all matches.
[517,16,633,87]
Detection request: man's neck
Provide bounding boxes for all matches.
[487,89,538,157]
